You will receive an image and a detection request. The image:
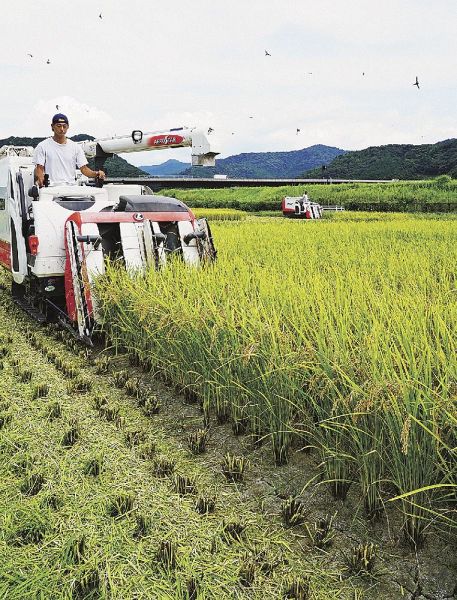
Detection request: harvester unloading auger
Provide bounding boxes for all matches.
[0,127,219,344]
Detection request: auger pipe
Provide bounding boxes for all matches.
[78,127,219,168]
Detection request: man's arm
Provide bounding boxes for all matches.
[80,165,106,180]
[34,164,45,188]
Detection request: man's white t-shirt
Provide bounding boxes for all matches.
[33,137,88,185]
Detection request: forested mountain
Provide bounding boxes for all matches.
[179,145,346,178]
[0,135,148,177]
[139,159,190,176]
[5,133,457,181]
[304,139,457,179]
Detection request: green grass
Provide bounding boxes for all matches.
[161,176,457,212]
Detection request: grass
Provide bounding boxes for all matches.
[160,176,457,212]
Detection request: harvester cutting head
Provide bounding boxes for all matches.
[63,189,216,343]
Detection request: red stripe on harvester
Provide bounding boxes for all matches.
[0,240,11,269]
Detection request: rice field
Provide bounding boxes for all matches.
[96,213,457,554]
[1,210,456,598]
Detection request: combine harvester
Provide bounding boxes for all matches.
[281,193,323,219]
[0,127,218,343]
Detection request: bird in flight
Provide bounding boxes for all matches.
[296,128,301,135]
[207,127,214,134]
[249,116,254,119]
[27,53,33,58]
[46,59,51,64]
[99,13,102,18]
[265,50,271,56]
[413,76,420,89]
[362,72,365,76]
[56,104,59,110]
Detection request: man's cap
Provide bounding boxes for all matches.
[52,113,69,125]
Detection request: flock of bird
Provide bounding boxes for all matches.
[24,20,422,139]
[265,49,421,89]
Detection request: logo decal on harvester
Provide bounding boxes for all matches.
[147,135,184,147]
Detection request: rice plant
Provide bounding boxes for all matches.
[305,513,337,549]
[0,345,10,358]
[132,513,150,539]
[124,429,147,447]
[157,540,177,570]
[98,404,120,422]
[19,369,32,383]
[239,554,256,587]
[62,535,86,565]
[221,520,246,543]
[221,453,247,483]
[187,428,209,454]
[62,418,80,447]
[173,473,197,496]
[47,401,62,420]
[32,383,49,399]
[283,576,311,600]
[67,377,92,394]
[343,542,378,576]
[137,441,156,460]
[142,395,160,416]
[0,411,12,430]
[195,495,216,515]
[153,457,175,478]
[84,455,103,477]
[107,492,135,517]
[93,395,108,411]
[20,471,45,496]
[281,496,307,528]
[9,508,49,546]
[113,369,129,389]
[94,355,111,374]
[71,568,101,599]
[124,378,140,398]
[95,214,457,542]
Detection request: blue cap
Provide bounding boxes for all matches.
[52,113,69,124]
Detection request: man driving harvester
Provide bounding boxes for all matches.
[34,113,106,187]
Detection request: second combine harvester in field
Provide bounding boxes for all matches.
[0,127,218,343]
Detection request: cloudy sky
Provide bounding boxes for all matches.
[2,0,456,166]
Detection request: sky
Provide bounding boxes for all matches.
[1,0,457,166]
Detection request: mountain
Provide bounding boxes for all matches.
[139,159,190,176]
[303,139,457,179]
[180,145,346,178]
[0,135,148,178]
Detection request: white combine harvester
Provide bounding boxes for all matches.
[281,193,323,219]
[0,127,218,343]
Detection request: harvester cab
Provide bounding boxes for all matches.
[0,127,218,343]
